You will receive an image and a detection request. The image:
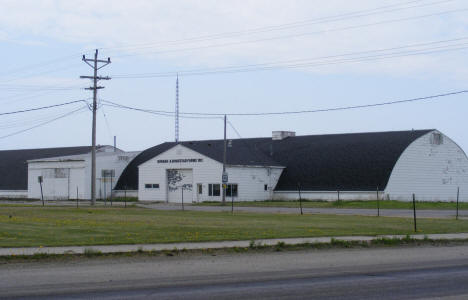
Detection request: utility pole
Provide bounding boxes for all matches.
[222,115,227,205]
[175,74,179,143]
[80,49,111,205]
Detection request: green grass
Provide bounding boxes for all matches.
[196,199,468,210]
[0,205,467,248]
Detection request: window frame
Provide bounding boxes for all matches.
[208,183,221,196]
[226,183,238,197]
[145,183,160,189]
[431,132,443,145]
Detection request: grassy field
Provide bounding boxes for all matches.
[196,200,468,210]
[1,205,468,248]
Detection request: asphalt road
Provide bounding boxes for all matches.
[2,245,468,299]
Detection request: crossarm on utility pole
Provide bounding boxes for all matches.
[80,49,111,205]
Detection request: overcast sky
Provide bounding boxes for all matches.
[1,0,467,152]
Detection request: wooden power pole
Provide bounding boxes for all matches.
[80,49,111,205]
[222,115,227,205]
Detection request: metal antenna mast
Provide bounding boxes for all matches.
[80,49,111,205]
[175,74,179,143]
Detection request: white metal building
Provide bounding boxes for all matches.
[136,144,283,203]
[27,146,139,200]
[1,146,99,198]
[115,129,468,202]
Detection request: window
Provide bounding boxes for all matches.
[209,184,221,196]
[431,133,443,145]
[264,184,268,191]
[226,184,238,197]
[101,169,115,178]
[145,183,159,189]
[42,168,68,178]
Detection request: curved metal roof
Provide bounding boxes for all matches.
[115,129,433,191]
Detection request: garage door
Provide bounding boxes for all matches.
[167,169,193,203]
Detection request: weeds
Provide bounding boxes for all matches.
[83,247,101,257]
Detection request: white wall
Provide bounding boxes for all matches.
[138,144,284,202]
[85,152,137,199]
[0,190,28,198]
[28,151,138,200]
[138,145,222,202]
[385,131,468,201]
[273,191,378,201]
[226,166,283,201]
[28,160,85,200]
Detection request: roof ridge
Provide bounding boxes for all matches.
[174,129,435,143]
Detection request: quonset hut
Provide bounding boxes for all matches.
[114,129,468,202]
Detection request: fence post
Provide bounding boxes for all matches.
[124,186,127,208]
[376,186,380,217]
[181,187,184,211]
[76,186,79,208]
[104,178,107,206]
[38,177,44,207]
[456,186,460,220]
[231,186,234,214]
[412,193,417,232]
[110,176,113,206]
[298,182,303,215]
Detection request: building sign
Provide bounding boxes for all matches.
[157,158,203,163]
[101,169,115,178]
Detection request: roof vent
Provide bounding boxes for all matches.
[272,131,296,140]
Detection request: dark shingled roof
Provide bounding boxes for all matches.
[115,129,433,191]
[0,146,93,190]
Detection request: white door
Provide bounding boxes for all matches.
[167,169,193,203]
[196,183,203,202]
[43,178,68,200]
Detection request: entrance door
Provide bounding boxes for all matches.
[167,169,193,203]
[196,184,203,203]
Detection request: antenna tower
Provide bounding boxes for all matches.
[175,74,179,142]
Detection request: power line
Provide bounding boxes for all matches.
[112,38,468,78]
[111,7,467,59]
[0,90,85,106]
[0,100,88,116]
[105,0,452,55]
[227,120,243,139]
[0,1,435,80]
[0,107,88,130]
[0,106,88,140]
[101,89,468,117]
[0,62,83,84]
[0,84,81,91]
[102,102,221,119]
[0,0,455,82]
[101,106,114,143]
[0,50,94,79]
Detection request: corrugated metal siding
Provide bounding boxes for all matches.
[28,161,85,200]
[385,131,468,201]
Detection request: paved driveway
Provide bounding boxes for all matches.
[138,202,466,219]
[0,200,464,219]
